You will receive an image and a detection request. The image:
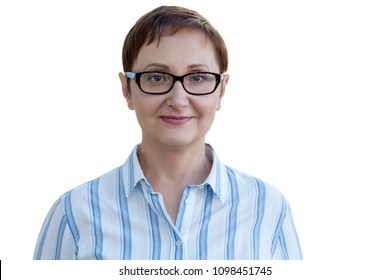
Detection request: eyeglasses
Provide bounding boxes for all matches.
[125,71,224,95]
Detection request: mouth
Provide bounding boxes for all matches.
[159,115,193,125]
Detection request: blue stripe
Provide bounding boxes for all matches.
[175,187,189,232]
[279,230,289,259]
[117,168,132,259]
[54,216,67,259]
[90,179,103,260]
[129,153,135,190]
[149,204,161,259]
[35,199,61,259]
[226,167,239,259]
[199,186,213,259]
[271,196,287,257]
[252,180,266,259]
[64,191,80,258]
[214,159,221,197]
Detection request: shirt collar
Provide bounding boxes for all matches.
[121,144,228,203]
[203,144,228,202]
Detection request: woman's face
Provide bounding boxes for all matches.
[120,29,229,149]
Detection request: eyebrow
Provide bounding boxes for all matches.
[143,63,210,71]
[188,64,210,71]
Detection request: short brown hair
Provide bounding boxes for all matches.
[122,6,228,73]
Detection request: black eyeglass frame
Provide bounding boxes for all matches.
[125,71,224,95]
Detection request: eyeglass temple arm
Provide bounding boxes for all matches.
[125,72,135,79]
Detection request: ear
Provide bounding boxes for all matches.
[217,74,229,111]
[119,72,134,110]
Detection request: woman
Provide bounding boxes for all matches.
[34,5,302,260]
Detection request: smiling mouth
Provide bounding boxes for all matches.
[160,116,193,125]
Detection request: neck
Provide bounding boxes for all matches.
[138,141,212,188]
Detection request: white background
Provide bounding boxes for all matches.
[1,0,389,278]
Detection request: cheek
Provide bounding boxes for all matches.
[132,94,164,117]
[194,98,220,119]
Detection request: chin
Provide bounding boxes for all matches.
[158,136,205,149]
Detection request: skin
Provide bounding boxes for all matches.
[119,29,229,223]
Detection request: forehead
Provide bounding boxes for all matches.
[133,29,219,72]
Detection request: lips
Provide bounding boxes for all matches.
[160,115,193,125]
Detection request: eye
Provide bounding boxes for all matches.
[146,72,168,83]
[190,73,213,83]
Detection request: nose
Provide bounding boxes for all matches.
[166,80,189,108]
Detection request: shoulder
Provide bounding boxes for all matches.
[61,146,140,199]
[58,166,121,204]
[224,165,287,202]
[224,165,278,190]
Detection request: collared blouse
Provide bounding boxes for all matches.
[34,145,302,260]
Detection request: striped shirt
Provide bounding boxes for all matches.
[34,144,302,260]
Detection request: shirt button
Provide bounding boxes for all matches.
[175,240,182,247]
